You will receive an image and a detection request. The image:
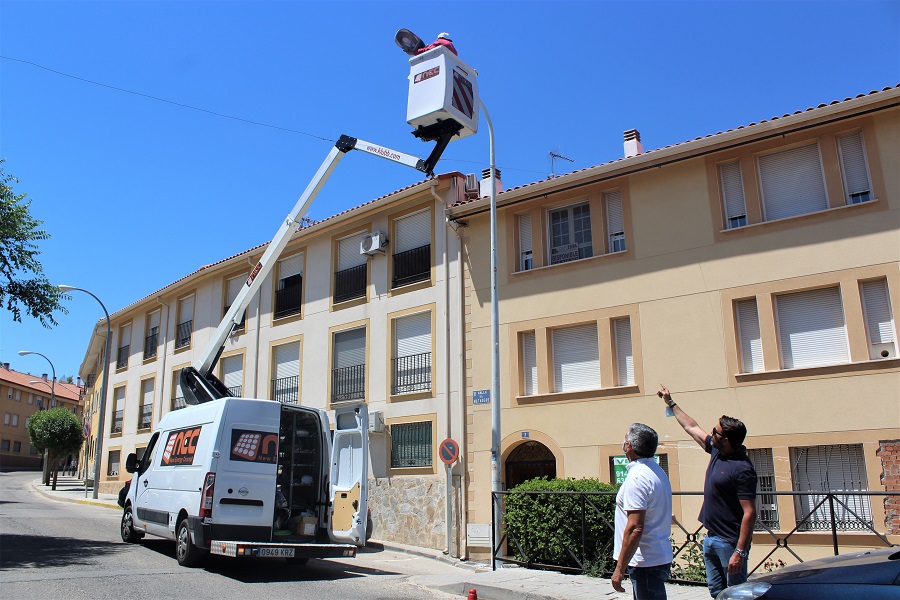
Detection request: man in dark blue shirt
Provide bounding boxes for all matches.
[658,384,757,598]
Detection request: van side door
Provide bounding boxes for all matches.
[328,404,368,546]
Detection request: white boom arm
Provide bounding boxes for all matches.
[193,135,430,379]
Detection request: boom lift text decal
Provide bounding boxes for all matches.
[230,429,279,464]
[161,426,202,466]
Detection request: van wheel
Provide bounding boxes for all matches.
[285,556,309,566]
[120,506,144,543]
[176,518,205,567]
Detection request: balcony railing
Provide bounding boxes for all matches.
[139,404,152,429]
[226,385,243,398]
[116,345,129,370]
[271,376,298,404]
[274,276,302,319]
[175,320,192,349]
[112,410,123,434]
[172,396,186,411]
[144,327,158,360]
[223,305,246,332]
[392,352,432,394]
[331,364,365,403]
[334,264,367,303]
[392,244,430,288]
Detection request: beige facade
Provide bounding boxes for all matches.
[451,86,900,559]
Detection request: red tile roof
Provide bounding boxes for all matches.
[0,366,83,402]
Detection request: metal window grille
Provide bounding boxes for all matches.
[748,448,780,530]
[331,364,365,403]
[270,376,298,404]
[144,327,158,360]
[139,404,152,429]
[391,352,432,394]
[112,410,123,434]
[175,320,193,349]
[392,244,430,288]
[274,274,302,319]
[391,421,432,468]
[791,444,872,531]
[334,264,367,303]
[227,385,243,397]
[116,345,129,369]
[222,305,246,332]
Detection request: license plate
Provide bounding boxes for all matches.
[258,547,294,558]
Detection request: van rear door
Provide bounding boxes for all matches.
[328,404,368,546]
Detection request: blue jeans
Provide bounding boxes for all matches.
[703,535,748,598]
[627,563,670,600]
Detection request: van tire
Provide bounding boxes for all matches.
[176,518,205,567]
[120,506,144,543]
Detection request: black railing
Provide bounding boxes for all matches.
[391,352,432,394]
[223,305,246,332]
[274,275,302,319]
[175,320,192,349]
[172,396,186,411]
[271,376,298,404]
[116,345,129,370]
[139,404,152,429]
[227,385,242,397]
[392,244,430,288]
[331,364,365,403]
[334,264,367,303]
[112,410,123,434]
[490,489,900,582]
[144,328,158,360]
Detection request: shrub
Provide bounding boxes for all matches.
[503,478,617,572]
[670,533,707,582]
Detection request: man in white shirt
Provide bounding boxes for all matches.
[612,423,673,599]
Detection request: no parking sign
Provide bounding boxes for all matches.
[439,438,459,465]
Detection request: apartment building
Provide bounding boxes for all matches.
[451,85,900,559]
[0,363,83,469]
[78,173,470,551]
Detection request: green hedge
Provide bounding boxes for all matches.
[503,478,617,571]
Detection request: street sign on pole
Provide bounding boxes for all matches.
[439,438,459,465]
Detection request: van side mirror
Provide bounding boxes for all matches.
[125,453,138,473]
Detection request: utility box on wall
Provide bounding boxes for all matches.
[407,47,479,139]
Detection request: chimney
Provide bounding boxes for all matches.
[42,373,48,381]
[2,363,8,370]
[479,167,503,198]
[624,129,644,158]
[77,376,82,386]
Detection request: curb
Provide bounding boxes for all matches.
[31,479,121,511]
[365,539,483,572]
[428,581,558,600]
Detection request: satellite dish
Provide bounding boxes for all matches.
[395,28,425,56]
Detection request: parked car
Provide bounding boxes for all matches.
[717,548,900,599]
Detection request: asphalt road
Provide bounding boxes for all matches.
[0,471,459,600]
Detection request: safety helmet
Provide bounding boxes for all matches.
[437,32,451,40]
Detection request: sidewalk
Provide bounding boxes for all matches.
[33,475,711,600]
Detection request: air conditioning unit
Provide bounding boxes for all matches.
[368,411,385,433]
[360,231,388,256]
[464,173,480,199]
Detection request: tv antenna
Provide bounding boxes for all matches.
[549,150,574,177]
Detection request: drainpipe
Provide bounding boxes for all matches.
[248,256,262,397]
[155,297,169,417]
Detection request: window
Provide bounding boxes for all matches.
[224,275,247,332]
[392,312,432,395]
[11,414,18,427]
[517,214,533,271]
[521,331,537,396]
[393,209,431,288]
[791,444,872,531]
[613,317,634,386]
[139,379,153,430]
[758,143,828,221]
[0,440,8,452]
[837,131,872,204]
[775,287,849,369]
[144,310,160,360]
[117,323,131,369]
[171,372,186,411]
[391,421,432,468]
[12,441,20,453]
[222,354,243,397]
[552,323,600,392]
[274,254,303,319]
[549,202,592,265]
[736,299,764,373]
[748,448,779,530]
[112,387,125,434]
[860,279,896,359]
[332,328,366,403]
[108,450,120,477]
[605,191,626,252]
[2,413,8,425]
[176,296,194,349]
[335,235,367,303]
[719,161,747,229]
[272,342,299,404]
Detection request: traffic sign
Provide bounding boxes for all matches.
[439,438,459,465]
[83,422,91,438]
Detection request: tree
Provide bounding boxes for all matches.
[0,159,66,327]
[27,407,84,490]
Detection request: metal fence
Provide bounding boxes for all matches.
[331,364,365,403]
[491,489,900,583]
[175,320,192,349]
[144,329,158,360]
[334,264,367,303]
[391,352,431,394]
[116,345,129,369]
[392,244,430,288]
[271,376,298,404]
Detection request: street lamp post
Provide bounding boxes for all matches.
[58,285,111,500]
[18,350,55,484]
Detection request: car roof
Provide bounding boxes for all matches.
[759,549,900,586]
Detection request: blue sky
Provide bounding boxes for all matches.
[1,0,898,380]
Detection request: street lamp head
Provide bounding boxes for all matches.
[57,284,76,293]
[18,350,32,356]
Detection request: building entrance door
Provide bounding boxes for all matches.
[504,441,556,489]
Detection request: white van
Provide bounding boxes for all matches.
[120,397,368,567]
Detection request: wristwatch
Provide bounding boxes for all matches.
[734,548,749,559]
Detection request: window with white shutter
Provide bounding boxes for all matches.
[139,378,154,430]
[393,312,432,394]
[112,386,125,434]
[605,191,626,252]
[225,275,247,331]
[171,372,186,411]
[176,296,194,349]
[758,143,828,221]
[736,299,764,373]
[145,310,161,359]
[837,131,872,204]
[393,209,431,288]
[791,444,872,531]
[551,323,600,392]
[117,323,131,369]
[335,235,367,303]
[275,254,303,319]
[719,161,748,228]
[518,214,533,271]
[860,279,896,359]
[775,287,849,369]
[272,341,300,403]
[521,331,537,395]
[221,354,243,397]
[613,318,634,386]
[332,328,366,402]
